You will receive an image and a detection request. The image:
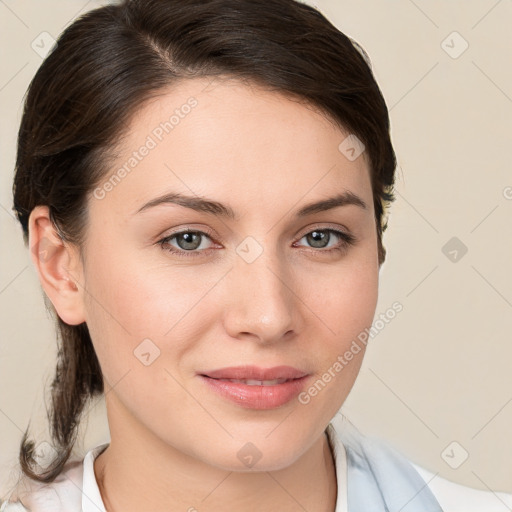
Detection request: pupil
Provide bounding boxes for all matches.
[309,230,328,248]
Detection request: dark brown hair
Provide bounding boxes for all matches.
[12,0,396,483]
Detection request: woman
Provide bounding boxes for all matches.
[1,0,510,510]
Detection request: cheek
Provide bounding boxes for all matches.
[81,246,220,383]
[305,254,378,388]
[287,263,377,442]
[305,251,379,341]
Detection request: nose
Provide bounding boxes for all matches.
[222,245,302,344]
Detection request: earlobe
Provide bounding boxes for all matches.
[28,205,86,326]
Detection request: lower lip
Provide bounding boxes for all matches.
[199,375,309,409]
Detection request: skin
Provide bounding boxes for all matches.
[29,76,380,512]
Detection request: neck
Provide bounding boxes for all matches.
[94,399,338,512]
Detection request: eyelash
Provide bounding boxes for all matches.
[157,226,357,259]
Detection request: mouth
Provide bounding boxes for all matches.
[198,365,310,409]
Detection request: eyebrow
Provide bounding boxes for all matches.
[135,190,367,220]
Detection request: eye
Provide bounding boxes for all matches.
[158,226,357,259]
[159,229,216,258]
[294,228,357,254]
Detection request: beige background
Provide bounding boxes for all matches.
[1,0,511,496]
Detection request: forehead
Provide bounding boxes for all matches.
[92,77,373,218]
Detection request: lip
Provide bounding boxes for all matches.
[198,365,310,410]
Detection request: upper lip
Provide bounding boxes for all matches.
[201,365,308,380]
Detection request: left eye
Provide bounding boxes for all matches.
[295,229,352,250]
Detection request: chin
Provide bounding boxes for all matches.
[195,424,318,473]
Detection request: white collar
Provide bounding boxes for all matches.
[82,444,108,512]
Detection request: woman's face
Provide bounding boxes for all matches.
[77,77,379,471]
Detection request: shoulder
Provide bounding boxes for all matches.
[0,443,109,512]
[0,459,84,512]
[328,414,512,512]
[411,462,512,512]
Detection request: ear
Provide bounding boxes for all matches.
[28,205,86,326]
